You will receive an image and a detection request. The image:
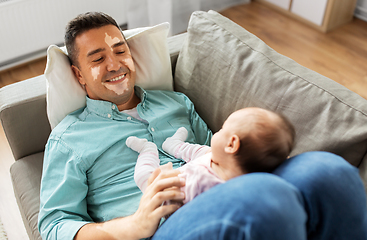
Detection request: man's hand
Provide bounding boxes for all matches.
[131,164,186,238]
[74,163,185,240]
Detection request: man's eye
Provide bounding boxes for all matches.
[93,57,103,62]
[117,51,125,54]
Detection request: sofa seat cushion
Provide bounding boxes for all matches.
[174,10,367,168]
[10,152,43,240]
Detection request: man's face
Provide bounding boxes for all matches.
[72,24,136,106]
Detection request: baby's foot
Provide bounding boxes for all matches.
[126,136,155,153]
[163,127,188,155]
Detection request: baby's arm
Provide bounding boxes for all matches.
[126,137,160,192]
[163,127,211,163]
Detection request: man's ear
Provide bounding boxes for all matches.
[71,65,85,85]
[225,135,240,154]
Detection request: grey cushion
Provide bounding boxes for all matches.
[174,10,367,169]
[0,76,50,160]
[10,152,43,240]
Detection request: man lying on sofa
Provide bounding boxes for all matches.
[38,12,367,240]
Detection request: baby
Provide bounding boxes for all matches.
[126,107,295,204]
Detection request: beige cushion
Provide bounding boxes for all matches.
[174,10,367,167]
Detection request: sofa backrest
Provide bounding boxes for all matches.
[173,11,367,172]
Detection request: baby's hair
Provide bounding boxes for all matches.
[235,110,295,173]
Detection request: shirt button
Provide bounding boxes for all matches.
[151,127,155,132]
[127,117,132,121]
[107,114,111,118]
[112,105,116,110]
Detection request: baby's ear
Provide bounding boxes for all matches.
[225,135,240,154]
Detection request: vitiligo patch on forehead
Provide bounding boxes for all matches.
[105,32,120,49]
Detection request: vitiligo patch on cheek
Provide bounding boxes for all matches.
[123,58,135,72]
[91,66,100,81]
[105,33,120,50]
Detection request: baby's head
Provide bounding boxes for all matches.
[211,107,295,179]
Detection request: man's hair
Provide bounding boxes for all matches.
[235,111,295,173]
[64,12,123,67]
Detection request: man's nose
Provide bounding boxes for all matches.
[106,54,121,72]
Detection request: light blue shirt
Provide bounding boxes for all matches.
[38,87,212,240]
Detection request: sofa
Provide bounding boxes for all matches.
[1,10,367,240]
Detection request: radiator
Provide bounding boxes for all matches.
[0,0,128,71]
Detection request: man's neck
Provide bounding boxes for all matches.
[117,93,141,111]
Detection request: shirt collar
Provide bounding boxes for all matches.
[85,86,147,119]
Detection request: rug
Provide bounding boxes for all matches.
[0,218,8,240]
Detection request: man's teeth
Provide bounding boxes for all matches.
[107,74,126,82]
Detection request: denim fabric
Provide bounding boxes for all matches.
[153,152,367,240]
[274,151,367,240]
[153,173,307,240]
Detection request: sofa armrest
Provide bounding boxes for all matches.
[0,75,51,160]
[10,153,44,240]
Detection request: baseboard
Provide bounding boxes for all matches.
[355,6,367,22]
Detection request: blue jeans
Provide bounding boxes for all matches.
[273,151,367,240]
[152,151,367,240]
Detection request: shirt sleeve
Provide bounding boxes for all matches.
[38,138,92,240]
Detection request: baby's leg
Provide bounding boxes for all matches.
[163,127,210,163]
[126,136,160,192]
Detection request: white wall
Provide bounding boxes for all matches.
[0,0,128,71]
[355,0,367,21]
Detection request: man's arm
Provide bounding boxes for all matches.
[38,139,92,240]
[74,167,185,240]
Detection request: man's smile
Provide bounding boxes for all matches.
[105,73,127,83]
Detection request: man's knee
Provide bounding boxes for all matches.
[273,151,365,201]
[273,151,367,239]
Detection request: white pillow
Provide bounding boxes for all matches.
[45,22,172,129]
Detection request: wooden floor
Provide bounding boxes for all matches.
[220,2,367,100]
[0,57,47,89]
[1,1,367,239]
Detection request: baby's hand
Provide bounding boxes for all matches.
[160,162,174,172]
